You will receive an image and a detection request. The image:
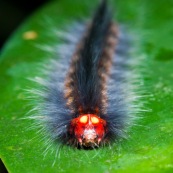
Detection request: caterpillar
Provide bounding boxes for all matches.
[28,0,142,149]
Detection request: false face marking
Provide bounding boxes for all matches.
[69,114,106,147]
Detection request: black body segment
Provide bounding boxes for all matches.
[65,0,118,116]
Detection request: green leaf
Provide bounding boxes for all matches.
[1,0,173,172]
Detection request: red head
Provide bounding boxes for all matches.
[69,114,106,147]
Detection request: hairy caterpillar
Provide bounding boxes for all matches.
[28,0,143,149]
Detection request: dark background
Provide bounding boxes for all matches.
[0,0,52,50]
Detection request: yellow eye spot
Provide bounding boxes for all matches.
[91,116,99,124]
[80,115,88,123]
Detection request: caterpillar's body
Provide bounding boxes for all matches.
[30,0,141,149]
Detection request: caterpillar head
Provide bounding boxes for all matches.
[69,114,106,148]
